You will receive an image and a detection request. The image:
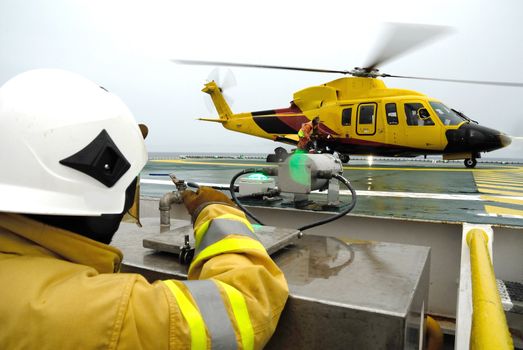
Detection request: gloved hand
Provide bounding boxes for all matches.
[182,186,236,220]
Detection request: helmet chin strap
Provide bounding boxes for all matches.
[28,178,138,244]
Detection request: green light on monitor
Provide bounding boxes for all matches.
[246,173,269,181]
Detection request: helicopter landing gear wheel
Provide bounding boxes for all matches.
[464,158,477,168]
[266,154,277,163]
[267,147,288,163]
[338,153,350,164]
[274,147,288,162]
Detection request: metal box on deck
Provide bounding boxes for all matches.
[113,219,430,350]
[266,236,430,349]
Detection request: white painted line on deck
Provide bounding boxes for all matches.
[340,190,482,201]
[141,178,523,203]
[476,213,523,220]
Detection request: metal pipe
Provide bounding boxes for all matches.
[467,228,513,350]
[159,191,182,229]
[425,316,443,350]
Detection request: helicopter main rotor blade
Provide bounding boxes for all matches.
[384,74,523,87]
[173,59,351,75]
[175,54,523,88]
[365,23,453,71]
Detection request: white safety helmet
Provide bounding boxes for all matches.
[0,69,147,216]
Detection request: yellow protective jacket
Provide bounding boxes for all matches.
[0,205,288,349]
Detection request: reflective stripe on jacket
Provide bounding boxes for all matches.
[0,208,288,350]
[298,121,313,139]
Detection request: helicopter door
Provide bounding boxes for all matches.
[402,102,442,150]
[384,103,401,146]
[340,107,353,139]
[356,103,376,135]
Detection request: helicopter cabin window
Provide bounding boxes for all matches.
[404,103,435,126]
[341,108,352,126]
[358,105,375,124]
[429,101,465,126]
[385,103,398,125]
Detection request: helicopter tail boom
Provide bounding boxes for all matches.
[202,81,233,119]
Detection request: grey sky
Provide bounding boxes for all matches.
[1,0,522,157]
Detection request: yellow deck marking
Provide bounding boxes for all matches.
[475,183,523,191]
[478,170,521,174]
[474,170,523,186]
[475,169,523,174]
[477,187,523,196]
[473,170,523,216]
[485,205,523,217]
[474,171,523,176]
[474,172,523,177]
[474,176,523,182]
[480,195,523,206]
[474,180,523,187]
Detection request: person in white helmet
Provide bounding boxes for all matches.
[0,69,288,349]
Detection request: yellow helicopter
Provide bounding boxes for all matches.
[175,25,521,168]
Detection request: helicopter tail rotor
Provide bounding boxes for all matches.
[204,68,236,113]
[208,67,237,91]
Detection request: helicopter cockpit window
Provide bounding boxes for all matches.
[358,105,375,124]
[404,103,435,126]
[341,108,352,126]
[429,101,466,126]
[385,103,398,125]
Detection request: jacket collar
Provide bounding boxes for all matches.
[0,213,123,273]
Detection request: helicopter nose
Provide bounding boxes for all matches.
[499,133,512,148]
[467,125,509,151]
[445,124,511,153]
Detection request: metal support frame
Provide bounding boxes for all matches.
[327,178,340,206]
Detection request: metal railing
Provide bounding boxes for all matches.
[456,224,513,349]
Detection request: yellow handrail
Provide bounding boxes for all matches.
[425,316,443,350]
[467,229,513,350]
